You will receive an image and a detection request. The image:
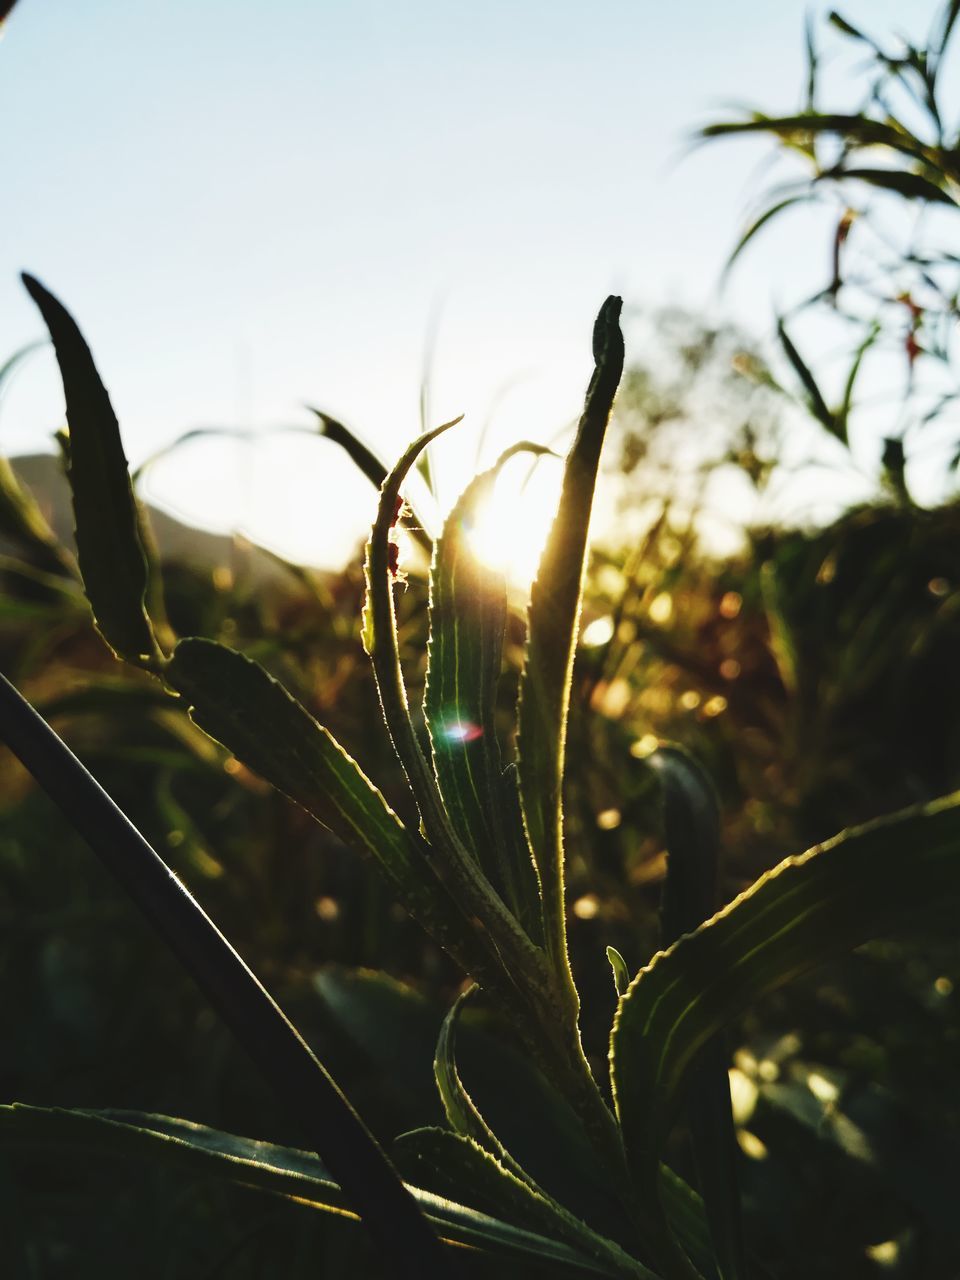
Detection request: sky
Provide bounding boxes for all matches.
[0,0,946,566]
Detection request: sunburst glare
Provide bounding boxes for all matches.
[462,452,562,591]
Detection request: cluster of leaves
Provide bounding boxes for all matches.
[702,1,960,499]
[1,269,959,1280]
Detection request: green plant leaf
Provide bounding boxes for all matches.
[395,1128,659,1280]
[827,11,870,43]
[776,318,842,444]
[517,295,624,1002]
[823,166,957,205]
[315,967,642,1250]
[435,986,525,1169]
[834,320,881,444]
[607,946,630,997]
[165,638,468,949]
[425,443,548,936]
[651,747,720,946]
[21,274,161,666]
[650,747,744,1280]
[936,0,960,57]
[610,793,960,1260]
[0,1105,622,1276]
[699,113,939,173]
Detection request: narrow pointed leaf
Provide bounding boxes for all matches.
[650,747,744,1280]
[311,407,432,553]
[700,114,937,171]
[652,747,721,946]
[825,166,957,204]
[425,443,547,931]
[834,320,881,443]
[317,967,642,1250]
[937,0,960,56]
[517,296,624,995]
[165,638,464,943]
[396,1128,659,1280]
[611,794,960,1237]
[0,1105,619,1276]
[723,195,813,276]
[777,318,842,443]
[166,638,419,884]
[435,987,521,1167]
[827,12,870,43]
[434,996,658,1277]
[607,946,630,997]
[21,274,160,665]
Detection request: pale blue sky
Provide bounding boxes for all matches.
[0,0,939,563]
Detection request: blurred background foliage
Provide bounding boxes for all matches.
[3,3,960,1277]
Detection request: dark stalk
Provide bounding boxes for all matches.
[0,670,453,1280]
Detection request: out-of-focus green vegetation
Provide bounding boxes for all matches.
[2,4,960,1278]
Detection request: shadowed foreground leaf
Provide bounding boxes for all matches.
[396,1128,658,1280]
[650,748,743,1280]
[0,1106,631,1277]
[0,673,448,1278]
[611,793,960,1257]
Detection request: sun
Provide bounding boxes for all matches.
[462,452,562,591]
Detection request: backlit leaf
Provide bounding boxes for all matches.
[21,274,161,666]
[425,443,548,935]
[607,946,630,997]
[165,638,472,956]
[517,296,624,999]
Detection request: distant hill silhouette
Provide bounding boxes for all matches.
[7,452,294,586]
